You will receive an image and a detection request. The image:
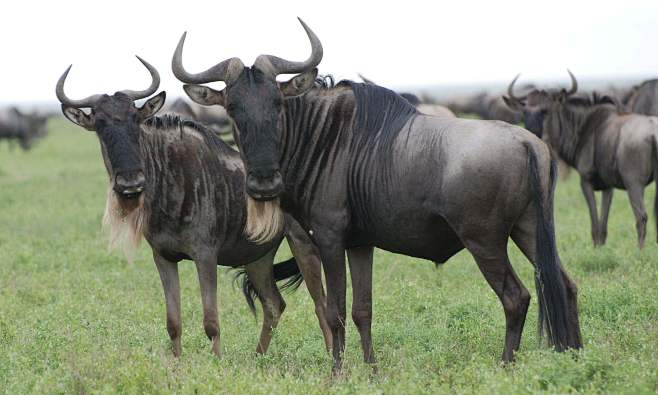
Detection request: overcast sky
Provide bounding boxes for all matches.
[3,0,658,103]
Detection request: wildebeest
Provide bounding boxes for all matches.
[624,79,658,116]
[166,97,234,145]
[55,56,332,357]
[358,73,455,118]
[172,19,582,373]
[448,91,523,124]
[0,107,48,150]
[505,72,658,248]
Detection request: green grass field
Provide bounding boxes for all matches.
[1,118,656,394]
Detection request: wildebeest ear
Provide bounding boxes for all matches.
[139,91,166,119]
[183,84,225,106]
[61,105,95,131]
[502,96,524,112]
[279,68,318,97]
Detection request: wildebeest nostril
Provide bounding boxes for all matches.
[114,171,146,196]
[246,170,283,200]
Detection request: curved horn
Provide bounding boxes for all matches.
[119,56,160,100]
[507,73,525,101]
[171,32,244,85]
[358,73,376,85]
[566,69,578,96]
[253,17,323,76]
[55,65,104,108]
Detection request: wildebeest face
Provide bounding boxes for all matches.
[184,68,317,200]
[504,71,578,138]
[62,92,165,199]
[172,18,322,201]
[56,56,164,201]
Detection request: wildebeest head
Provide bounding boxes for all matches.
[172,18,322,201]
[56,57,165,200]
[503,70,579,137]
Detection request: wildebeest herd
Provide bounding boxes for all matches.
[37,18,657,374]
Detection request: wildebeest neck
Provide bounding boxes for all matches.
[545,101,616,166]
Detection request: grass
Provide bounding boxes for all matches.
[0,118,656,394]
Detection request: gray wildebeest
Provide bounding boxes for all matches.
[55,57,331,357]
[505,72,658,248]
[172,18,582,373]
[625,79,658,116]
[0,107,48,150]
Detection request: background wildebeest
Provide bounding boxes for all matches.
[358,74,455,118]
[447,91,524,124]
[166,97,234,145]
[172,18,582,373]
[624,79,658,116]
[0,107,48,150]
[505,72,658,248]
[55,57,332,357]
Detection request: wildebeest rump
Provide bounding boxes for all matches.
[55,57,332,357]
[172,19,583,373]
[0,107,48,150]
[625,79,658,116]
[505,72,658,248]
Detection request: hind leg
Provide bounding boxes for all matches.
[285,217,332,352]
[458,233,530,362]
[511,208,582,349]
[244,250,286,354]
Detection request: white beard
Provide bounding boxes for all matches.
[245,196,284,244]
[102,187,146,263]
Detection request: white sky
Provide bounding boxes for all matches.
[3,0,658,102]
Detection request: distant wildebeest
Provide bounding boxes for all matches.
[0,107,48,150]
[55,57,331,357]
[166,97,234,145]
[448,91,523,124]
[624,79,658,116]
[358,74,455,118]
[172,19,582,373]
[505,72,658,248]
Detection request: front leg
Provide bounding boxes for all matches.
[599,189,614,245]
[580,178,600,246]
[285,216,332,352]
[194,256,221,357]
[315,235,347,375]
[347,246,376,367]
[153,253,182,357]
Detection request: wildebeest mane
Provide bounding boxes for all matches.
[550,93,617,165]
[144,114,236,154]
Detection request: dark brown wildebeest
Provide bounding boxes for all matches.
[624,79,658,116]
[55,57,331,357]
[0,107,48,150]
[172,19,582,373]
[505,72,658,248]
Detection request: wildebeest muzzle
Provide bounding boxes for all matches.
[246,168,283,201]
[114,170,145,199]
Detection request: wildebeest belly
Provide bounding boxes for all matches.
[348,210,464,264]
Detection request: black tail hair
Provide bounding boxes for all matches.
[233,257,303,316]
[527,146,571,351]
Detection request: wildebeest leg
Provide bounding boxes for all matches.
[626,183,648,248]
[285,218,332,352]
[599,189,614,245]
[317,240,347,375]
[580,178,601,245]
[346,246,376,366]
[468,243,530,362]
[244,249,286,355]
[153,253,182,357]
[511,209,582,349]
[194,257,221,356]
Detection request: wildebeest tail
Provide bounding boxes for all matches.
[527,145,573,351]
[233,257,303,316]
